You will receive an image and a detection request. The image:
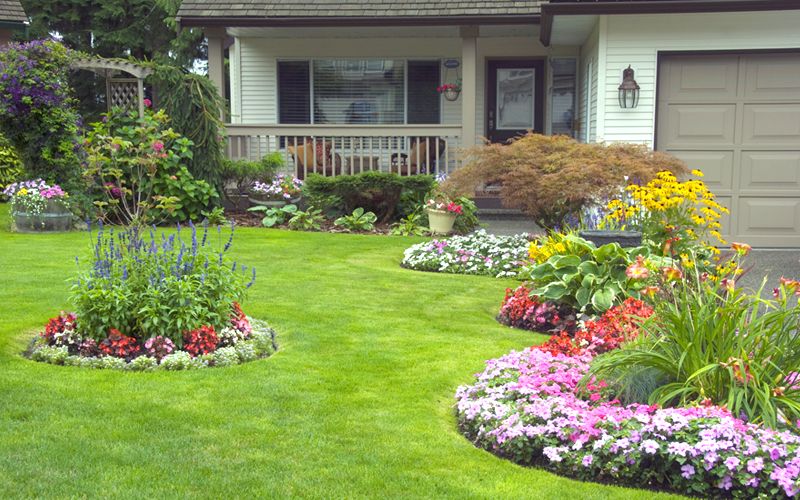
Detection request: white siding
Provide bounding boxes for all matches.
[234,34,573,142]
[601,10,800,146]
[579,21,600,143]
[237,37,464,124]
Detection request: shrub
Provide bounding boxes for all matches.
[0,39,88,213]
[85,104,219,225]
[589,244,800,428]
[402,230,533,278]
[149,165,220,222]
[443,133,688,229]
[304,171,434,224]
[148,66,228,196]
[70,220,255,346]
[602,170,728,257]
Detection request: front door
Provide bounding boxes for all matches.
[486,59,544,143]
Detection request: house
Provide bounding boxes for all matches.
[176,0,800,247]
[0,1,27,46]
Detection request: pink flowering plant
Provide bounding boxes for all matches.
[252,173,303,201]
[425,193,463,215]
[456,344,800,498]
[3,178,71,225]
[83,103,194,227]
[402,230,534,278]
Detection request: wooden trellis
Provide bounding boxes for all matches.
[73,58,155,119]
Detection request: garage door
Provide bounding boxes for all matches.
[657,52,800,247]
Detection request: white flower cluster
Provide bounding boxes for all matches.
[401,229,535,278]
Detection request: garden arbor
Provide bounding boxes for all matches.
[73,58,154,119]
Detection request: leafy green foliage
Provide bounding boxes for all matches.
[391,213,426,236]
[70,222,253,347]
[150,165,220,223]
[248,203,298,227]
[334,207,377,231]
[527,235,661,314]
[0,135,22,192]
[443,133,688,229]
[200,207,227,226]
[0,39,89,213]
[22,0,205,122]
[221,152,286,212]
[84,106,191,226]
[288,208,324,231]
[148,66,227,196]
[304,171,434,224]
[589,254,800,428]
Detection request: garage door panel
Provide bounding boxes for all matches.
[661,55,739,101]
[667,150,733,191]
[740,151,800,191]
[665,104,736,145]
[742,104,800,145]
[745,54,800,101]
[737,198,800,239]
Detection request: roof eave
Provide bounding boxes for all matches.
[178,14,541,30]
[540,0,800,46]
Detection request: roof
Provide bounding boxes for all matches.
[0,0,27,24]
[177,0,545,27]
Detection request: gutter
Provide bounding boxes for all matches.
[540,0,800,46]
[177,14,541,30]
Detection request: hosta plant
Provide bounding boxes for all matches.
[334,207,377,231]
[288,208,325,231]
[248,203,298,227]
[526,234,667,314]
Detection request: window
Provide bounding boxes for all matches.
[278,59,440,125]
[550,58,577,137]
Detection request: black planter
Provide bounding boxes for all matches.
[579,229,642,248]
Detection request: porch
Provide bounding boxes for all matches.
[225,124,465,178]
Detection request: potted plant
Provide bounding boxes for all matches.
[221,152,286,212]
[437,78,462,102]
[249,173,304,208]
[425,194,463,234]
[3,179,72,233]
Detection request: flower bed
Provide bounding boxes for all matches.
[455,344,800,499]
[29,308,277,371]
[401,229,535,278]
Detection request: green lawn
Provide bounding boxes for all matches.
[0,204,688,499]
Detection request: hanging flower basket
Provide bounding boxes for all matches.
[438,84,462,102]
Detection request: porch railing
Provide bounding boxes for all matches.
[224,124,464,178]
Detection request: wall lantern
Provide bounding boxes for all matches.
[618,65,640,109]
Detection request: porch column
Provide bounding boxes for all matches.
[205,27,227,121]
[460,26,479,149]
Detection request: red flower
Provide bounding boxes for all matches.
[183,326,219,357]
